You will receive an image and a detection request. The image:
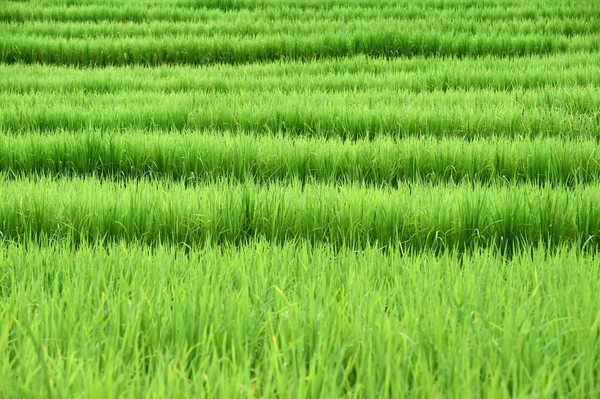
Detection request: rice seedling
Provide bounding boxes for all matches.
[1,87,599,138]
[2,0,600,395]
[4,16,599,40]
[3,53,600,94]
[0,242,599,397]
[3,0,598,22]
[3,0,600,66]
[1,176,599,252]
[4,33,598,66]
[0,132,599,186]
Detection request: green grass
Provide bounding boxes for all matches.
[1,242,600,397]
[2,0,600,65]
[2,176,600,252]
[4,54,600,93]
[2,87,599,137]
[4,13,599,40]
[4,34,598,66]
[2,0,600,395]
[4,0,598,22]
[1,133,600,186]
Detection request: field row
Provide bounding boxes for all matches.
[4,34,598,65]
[1,242,598,397]
[3,0,599,396]
[4,0,597,65]
[5,86,598,111]
[2,133,600,186]
[2,89,598,138]
[3,55,600,93]
[2,177,600,251]
[5,18,600,39]
[2,0,596,21]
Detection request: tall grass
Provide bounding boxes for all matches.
[1,242,599,397]
[3,0,599,65]
[3,54,600,93]
[3,0,598,22]
[1,132,599,186]
[1,176,600,251]
[2,88,598,138]
[4,17,600,39]
[3,0,600,394]
[4,34,598,66]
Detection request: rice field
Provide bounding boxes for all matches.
[2,0,600,397]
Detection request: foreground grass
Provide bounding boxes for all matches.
[1,242,599,397]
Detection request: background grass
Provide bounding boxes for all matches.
[2,0,600,65]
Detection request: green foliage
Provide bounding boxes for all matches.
[4,54,600,93]
[0,132,599,186]
[0,176,599,252]
[2,0,600,65]
[2,87,599,137]
[2,0,600,395]
[1,243,600,397]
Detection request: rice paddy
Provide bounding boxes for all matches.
[2,0,600,397]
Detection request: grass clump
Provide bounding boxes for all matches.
[1,242,599,397]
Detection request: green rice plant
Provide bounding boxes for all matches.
[3,54,600,94]
[4,0,600,67]
[0,242,599,397]
[1,87,598,138]
[4,15,599,40]
[0,176,600,252]
[3,0,600,396]
[3,0,599,66]
[2,0,598,23]
[3,32,598,66]
[0,132,599,186]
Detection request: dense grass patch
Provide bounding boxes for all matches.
[1,133,599,186]
[2,88,599,137]
[2,0,600,65]
[1,243,599,397]
[2,0,600,395]
[1,177,600,252]
[4,54,600,93]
